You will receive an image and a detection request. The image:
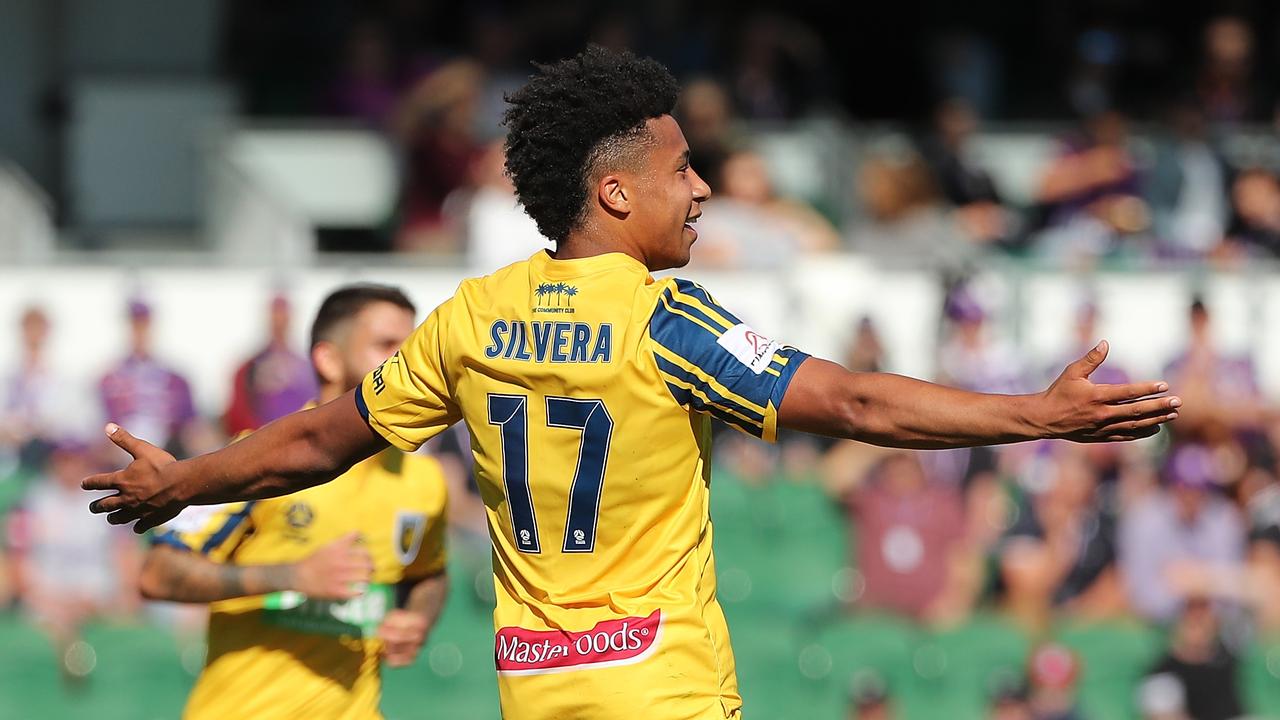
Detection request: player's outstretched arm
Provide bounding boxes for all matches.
[138,532,374,603]
[84,390,387,533]
[779,341,1180,448]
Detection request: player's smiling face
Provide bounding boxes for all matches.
[634,115,711,270]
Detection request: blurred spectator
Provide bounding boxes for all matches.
[989,674,1033,720]
[1145,597,1244,720]
[729,11,830,120]
[843,316,886,374]
[222,294,317,436]
[935,283,1027,518]
[392,59,486,253]
[1239,460,1280,630]
[1224,167,1280,258]
[466,9,529,136]
[674,78,740,192]
[936,284,1026,395]
[1026,643,1085,720]
[832,450,972,624]
[1119,442,1246,623]
[927,33,1002,119]
[1162,297,1264,439]
[1137,672,1190,720]
[1049,300,1129,387]
[98,299,201,458]
[849,147,976,268]
[693,148,839,268]
[1145,100,1229,258]
[846,670,893,720]
[920,98,1011,247]
[999,444,1125,631]
[1195,17,1267,127]
[325,19,400,127]
[7,438,141,686]
[1,306,64,473]
[1033,110,1148,261]
[1065,28,1124,118]
[461,139,553,272]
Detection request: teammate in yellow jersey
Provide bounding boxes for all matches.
[87,47,1182,720]
[135,285,449,720]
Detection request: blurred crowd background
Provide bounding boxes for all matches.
[3,2,1280,719]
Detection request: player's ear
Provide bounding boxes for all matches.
[597,174,630,216]
[311,342,343,386]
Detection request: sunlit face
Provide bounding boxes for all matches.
[336,301,415,391]
[720,151,772,204]
[269,297,291,342]
[20,310,48,353]
[629,115,712,270]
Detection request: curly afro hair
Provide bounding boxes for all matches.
[503,45,680,245]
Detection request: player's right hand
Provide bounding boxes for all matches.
[291,532,375,600]
[83,423,183,532]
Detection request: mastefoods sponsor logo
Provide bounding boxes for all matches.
[495,610,662,675]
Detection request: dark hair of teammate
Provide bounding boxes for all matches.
[502,45,680,245]
[309,284,416,351]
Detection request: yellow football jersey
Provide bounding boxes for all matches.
[358,250,808,720]
[153,449,448,720]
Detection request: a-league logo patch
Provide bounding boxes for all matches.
[394,512,428,565]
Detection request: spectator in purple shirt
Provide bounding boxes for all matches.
[1035,110,1147,232]
[1050,301,1130,387]
[1163,297,1265,439]
[1118,442,1246,623]
[98,299,199,458]
[222,294,316,436]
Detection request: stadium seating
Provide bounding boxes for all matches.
[2,468,1276,719]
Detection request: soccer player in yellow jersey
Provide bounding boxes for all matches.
[135,285,449,720]
[87,47,1182,720]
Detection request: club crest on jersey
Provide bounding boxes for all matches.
[285,502,314,529]
[394,512,427,565]
[533,282,578,314]
[716,323,781,375]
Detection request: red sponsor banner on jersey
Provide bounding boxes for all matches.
[495,610,662,675]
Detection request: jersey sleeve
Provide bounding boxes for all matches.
[356,300,463,452]
[648,278,809,442]
[151,502,255,563]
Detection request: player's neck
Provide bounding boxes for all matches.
[555,228,647,267]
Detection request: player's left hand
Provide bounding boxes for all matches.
[1040,341,1181,442]
[378,609,429,667]
[82,423,183,532]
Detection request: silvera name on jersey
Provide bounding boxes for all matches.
[484,320,613,364]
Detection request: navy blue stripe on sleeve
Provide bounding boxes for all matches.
[354,384,371,422]
[660,288,734,334]
[201,503,254,554]
[650,301,774,411]
[671,279,731,317]
[767,348,811,411]
[658,373,763,437]
[150,530,193,550]
[653,354,767,427]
